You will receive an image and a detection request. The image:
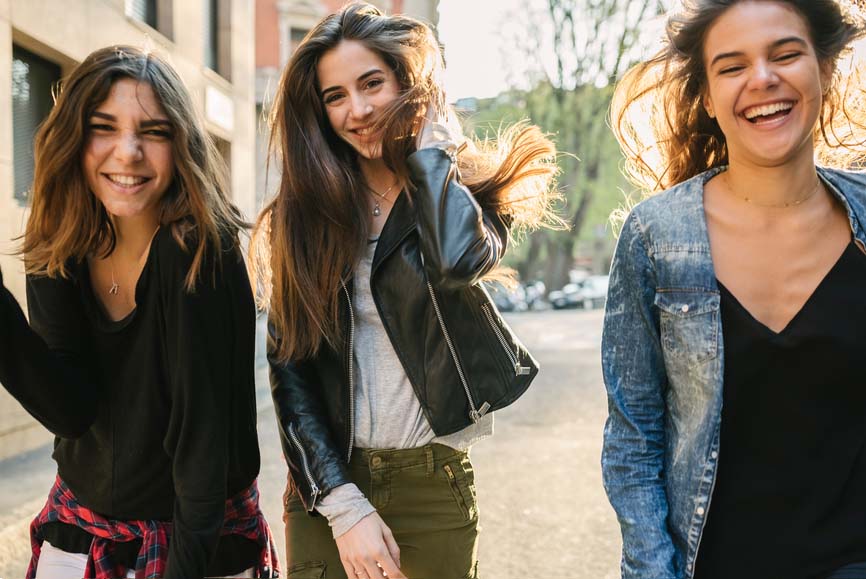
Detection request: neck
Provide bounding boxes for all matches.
[359,156,397,192]
[725,148,819,206]
[112,213,160,261]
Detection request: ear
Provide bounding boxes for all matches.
[819,61,833,95]
[703,91,716,119]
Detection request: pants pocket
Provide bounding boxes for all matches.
[443,456,478,521]
[286,561,327,578]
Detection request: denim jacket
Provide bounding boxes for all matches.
[601,166,866,579]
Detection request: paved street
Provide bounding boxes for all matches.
[0,309,621,579]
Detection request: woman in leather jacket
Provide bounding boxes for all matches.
[603,1,866,578]
[250,3,559,578]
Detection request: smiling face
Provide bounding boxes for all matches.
[317,39,400,160]
[702,1,828,168]
[82,78,174,223]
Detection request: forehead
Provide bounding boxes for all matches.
[703,1,811,61]
[95,77,167,118]
[317,39,392,89]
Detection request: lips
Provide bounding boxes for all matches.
[742,100,795,124]
[104,173,151,187]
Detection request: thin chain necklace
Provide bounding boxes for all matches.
[724,174,822,208]
[369,182,397,217]
[107,226,159,297]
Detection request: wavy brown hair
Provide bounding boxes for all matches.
[253,2,560,363]
[611,0,866,196]
[20,45,246,290]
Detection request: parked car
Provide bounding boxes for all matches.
[548,275,610,310]
[548,283,581,310]
[572,275,609,309]
[484,281,528,313]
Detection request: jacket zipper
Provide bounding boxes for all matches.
[480,302,530,376]
[287,423,320,511]
[426,281,490,422]
[340,280,355,462]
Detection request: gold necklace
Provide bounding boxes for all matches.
[725,174,822,208]
[109,254,120,296]
[369,182,397,217]
[106,226,160,297]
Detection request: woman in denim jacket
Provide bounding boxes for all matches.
[603,1,866,578]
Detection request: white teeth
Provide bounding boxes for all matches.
[356,127,370,135]
[744,101,794,120]
[107,174,147,186]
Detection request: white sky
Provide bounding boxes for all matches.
[437,0,526,100]
[437,0,669,101]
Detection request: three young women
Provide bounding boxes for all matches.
[0,46,278,578]
[603,1,866,578]
[252,3,558,578]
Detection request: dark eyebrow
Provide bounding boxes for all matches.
[709,36,808,68]
[320,68,385,98]
[90,111,171,128]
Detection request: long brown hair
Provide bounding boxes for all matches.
[254,2,559,363]
[611,0,866,195]
[20,45,246,290]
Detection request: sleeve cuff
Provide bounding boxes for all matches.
[314,483,377,538]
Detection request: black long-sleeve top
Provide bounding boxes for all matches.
[0,227,261,578]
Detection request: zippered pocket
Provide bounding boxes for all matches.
[287,423,321,511]
[426,280,490,422]
[480,302,530,376]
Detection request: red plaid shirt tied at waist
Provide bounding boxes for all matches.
[27,475,281,578]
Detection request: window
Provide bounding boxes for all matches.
[126,0,173,39]
[289,28,309,55]
[12,46,61,205]
[204,0,231,80]
[127,0,157,28]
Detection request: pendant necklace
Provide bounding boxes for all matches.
[370,182,398,217]
[109,255,120,296]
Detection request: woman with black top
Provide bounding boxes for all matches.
[250,4,559,578]
[0,46,278,578]
[601,1,866,578]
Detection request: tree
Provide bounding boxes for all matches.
[487,0,666,290]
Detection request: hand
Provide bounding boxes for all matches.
[416,97,464,152]
[335,512,406,579]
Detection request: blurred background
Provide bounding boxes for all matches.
[0,0,672,577]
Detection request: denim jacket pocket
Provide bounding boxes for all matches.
[654,290,720,367]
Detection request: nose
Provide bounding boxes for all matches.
[747,59,780,91]
[113,130,144,163]
[348,93,372,120]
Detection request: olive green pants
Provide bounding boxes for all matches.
[283,444,480,579]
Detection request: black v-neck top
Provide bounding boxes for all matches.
[0,228,261,577]
[695,242,866,579]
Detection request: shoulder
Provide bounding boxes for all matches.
[819,167,866,217]
[625,168,720,253]
[152,222,244,290]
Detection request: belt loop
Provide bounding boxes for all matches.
[425,445,434,477]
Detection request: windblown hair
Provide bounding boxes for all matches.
[611,0,866,196]
[253,2,560,363]
[20,45,246,290]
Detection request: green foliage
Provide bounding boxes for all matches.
[461,82,631,278]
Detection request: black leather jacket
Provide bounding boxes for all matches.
[268,147,539,511]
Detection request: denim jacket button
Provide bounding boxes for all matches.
[696,506,705,516]
[680,304,690,313]
[711,451,718,459]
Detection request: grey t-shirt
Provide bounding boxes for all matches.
[315,238,492,537]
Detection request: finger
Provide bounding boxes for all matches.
[362,556,386,579]
[381,526,401,569]
[374,553,406,579]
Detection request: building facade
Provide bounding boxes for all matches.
[254,0,439,207]
[0,0,257,460]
